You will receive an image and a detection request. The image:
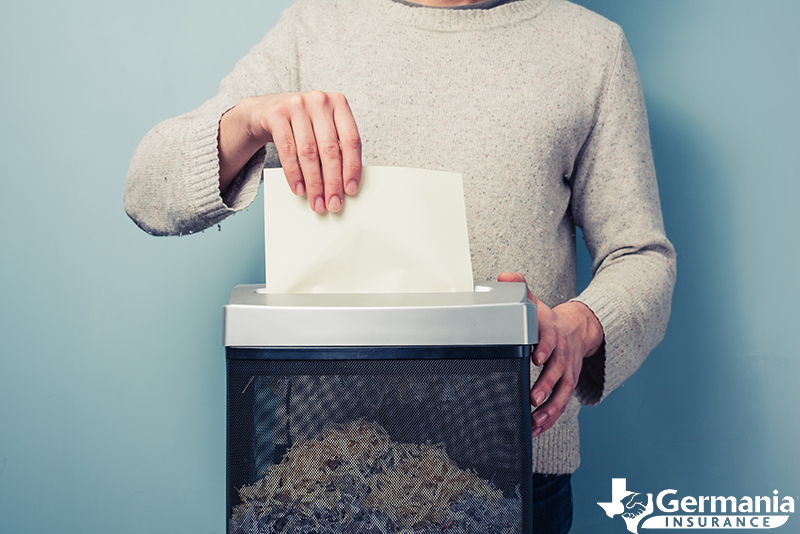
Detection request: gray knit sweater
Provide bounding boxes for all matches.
[124,0,676,474]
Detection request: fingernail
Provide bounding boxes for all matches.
[328,195,342,212]
[533,391,545,406]
[534,351,546,365]
[532,426,543,438]
[314,197,326,213]
[534,411,548,427]
[295,181,305,195]
[345,180,358,195]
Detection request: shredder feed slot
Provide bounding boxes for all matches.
[223,282,537,347]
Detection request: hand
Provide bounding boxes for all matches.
[622,493,649,519]
[497,272,604,438]
[219,91,362,213]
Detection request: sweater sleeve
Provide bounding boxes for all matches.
[123,8,297,236]
[569,31,676,406]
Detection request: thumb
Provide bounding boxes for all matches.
[497,271,536,303]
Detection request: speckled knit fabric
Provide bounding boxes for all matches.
[124,0,676,474]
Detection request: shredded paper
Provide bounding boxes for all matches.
[230,420,522,534]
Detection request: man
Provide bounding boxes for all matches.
[125,0,676,530]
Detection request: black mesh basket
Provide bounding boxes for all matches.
[226,346,532,534]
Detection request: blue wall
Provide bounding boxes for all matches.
[0,1,797,533]
[570,2,800,531]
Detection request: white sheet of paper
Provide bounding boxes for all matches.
[263,166,474,294]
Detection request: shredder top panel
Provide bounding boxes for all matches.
[223,282,537,347]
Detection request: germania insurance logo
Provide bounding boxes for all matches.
[598,479,796,532]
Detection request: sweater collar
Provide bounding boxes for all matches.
[378,0,552,31]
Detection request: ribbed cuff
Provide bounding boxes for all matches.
[182,115,231,229]
[571,280,636,406]
[179,107,266,232]
[222,145,269,211]
[530,400,581,474]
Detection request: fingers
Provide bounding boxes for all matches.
[264,91,362,213]
[496,271,587,438]
[291,110,329,212]
[532,310,556,366]
[530,348,558,410]
[270,115,306,197]
[528,298,584,438]
[496,271,525,284]
[333,97,362,197]
[496,272,535,302]
[296,118,326,212]
[531,365,576,438]
[530,329,583,438]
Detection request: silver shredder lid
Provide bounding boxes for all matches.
[223,281,537,347]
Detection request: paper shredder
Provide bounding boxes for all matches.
[223,281,537,534]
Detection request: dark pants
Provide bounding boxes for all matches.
[531,474,573,534]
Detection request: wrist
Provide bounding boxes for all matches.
[218,99,268,192]
[225,98,268,148]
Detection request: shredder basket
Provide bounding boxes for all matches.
[226,345,533,534]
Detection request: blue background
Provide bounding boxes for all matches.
[0,1,797,532]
